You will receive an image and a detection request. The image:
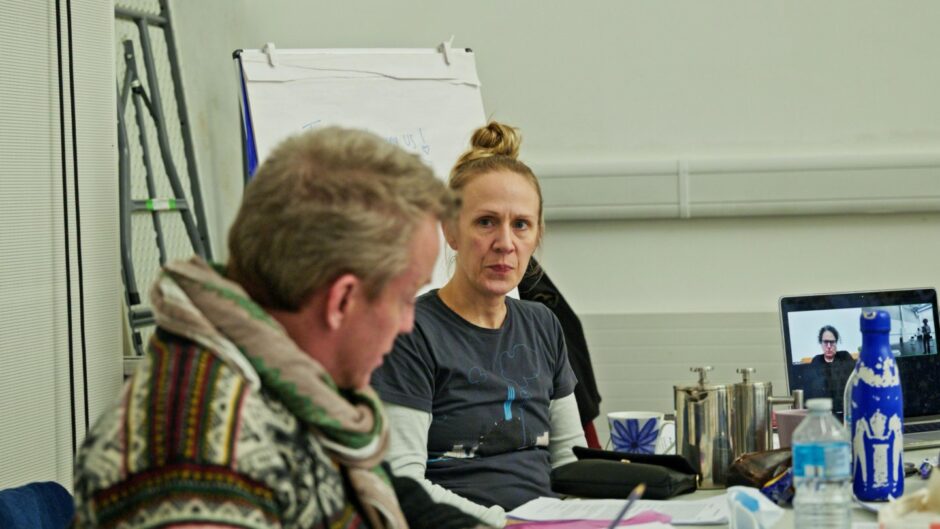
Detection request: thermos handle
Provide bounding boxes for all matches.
[690,366,713,385]
[736,367,756,384]
[765,390,804,440]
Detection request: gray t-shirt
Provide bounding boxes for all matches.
[371,290,577,511]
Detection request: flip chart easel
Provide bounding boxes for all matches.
[233,44,487,290]
[234,44,486,181]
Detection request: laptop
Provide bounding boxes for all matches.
[779,288,940,450]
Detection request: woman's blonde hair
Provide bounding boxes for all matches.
[449,121,544,240]
[227,126,459,311]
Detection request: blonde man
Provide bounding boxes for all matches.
[73,128,486,529]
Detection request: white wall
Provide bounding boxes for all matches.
[169,1,940,442]
[540,212,940,314]
[172,1,940,308]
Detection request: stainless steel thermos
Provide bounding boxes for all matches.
[731,367,773,459]
[674,366,803,489]
[674,366,733,489]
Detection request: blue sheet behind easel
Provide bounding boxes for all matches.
[237,58,259,180]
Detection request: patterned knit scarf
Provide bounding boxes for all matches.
[149,257,408,529]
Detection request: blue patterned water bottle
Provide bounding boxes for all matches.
[850,310,904,500]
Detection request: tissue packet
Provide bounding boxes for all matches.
[726,486,785,529]
[879,472,940,528]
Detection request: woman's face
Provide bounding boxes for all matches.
[446,169,541,299]
[820,330,838,361]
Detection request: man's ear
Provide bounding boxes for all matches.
[324,273,361,330]
[442,219,458,251]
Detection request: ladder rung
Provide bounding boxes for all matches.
[129,308,155,327]
[132,198,189,212]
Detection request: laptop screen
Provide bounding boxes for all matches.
[780,288,940,421]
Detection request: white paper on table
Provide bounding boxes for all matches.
[854,498,884,513]
[508,495,729,525]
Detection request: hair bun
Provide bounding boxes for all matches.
[450,121,526,181]
[469,121,521,159]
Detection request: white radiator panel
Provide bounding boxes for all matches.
[581,312,787,447]
[0,0,120,490]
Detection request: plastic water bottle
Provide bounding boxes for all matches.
[792,398,852,529]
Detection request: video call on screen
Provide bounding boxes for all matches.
[783,295,940,420]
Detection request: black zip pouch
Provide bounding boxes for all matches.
[550,446,698,500]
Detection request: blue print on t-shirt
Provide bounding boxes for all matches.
[468,366,487,384]
[495,344,542,447]
[504,385,515,420]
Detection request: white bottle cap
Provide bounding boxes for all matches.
[806,398,833,411]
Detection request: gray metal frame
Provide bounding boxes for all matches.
[116,1,211,355]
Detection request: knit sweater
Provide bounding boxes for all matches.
[73,329,369,529]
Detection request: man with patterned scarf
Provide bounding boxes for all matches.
[72,127,489,529]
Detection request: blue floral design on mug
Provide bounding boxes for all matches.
[608,412,662,454]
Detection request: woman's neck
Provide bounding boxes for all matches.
[438,278,507,329]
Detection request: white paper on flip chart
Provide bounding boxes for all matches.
[239,48,483,181]
[507,495,729,525]
[239,47,487,292]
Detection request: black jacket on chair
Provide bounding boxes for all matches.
[519,258,602,424]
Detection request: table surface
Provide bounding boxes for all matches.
[675,447,936,528]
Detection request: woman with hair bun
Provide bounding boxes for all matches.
[371,122,585,527]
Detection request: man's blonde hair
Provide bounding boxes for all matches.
[228,127,458,311]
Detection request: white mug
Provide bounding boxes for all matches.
[607,411,675,455]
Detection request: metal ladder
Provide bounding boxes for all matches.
[116,1,211,363]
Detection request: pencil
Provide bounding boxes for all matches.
[606,483,646,529]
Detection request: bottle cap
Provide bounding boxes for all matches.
[860,310,891,333]
[806,398,833,411]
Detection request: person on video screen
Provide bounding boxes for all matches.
[922,318,933,353]
[806,325,856,414]
[813,325,854,365]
